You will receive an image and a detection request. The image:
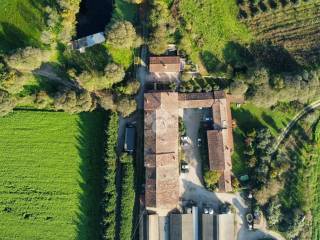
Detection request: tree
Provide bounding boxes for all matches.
[148,1,175,55]
[204,170,221,190]
[5,47,51,71]
[0,71,33,94]
[104,63,125,88]
[105,20,140,48]
[96,90,116,111]
[266,197,282,226]
[115,80,140,95]
[0,90,16,116]
[254,179,284,205]
[148,25,169,55]
[116,97,137,117]
[77,63,125,91]
[54,90,95,113]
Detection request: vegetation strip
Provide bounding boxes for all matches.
[103,112,119,240]
[119,153,136,240]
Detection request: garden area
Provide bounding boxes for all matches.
[0,110,106,239]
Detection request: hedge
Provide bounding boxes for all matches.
[104,112,119,239]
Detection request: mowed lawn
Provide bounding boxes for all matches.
[0,0,46,52]
[0,111,106,240]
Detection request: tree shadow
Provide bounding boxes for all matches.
[199,51,221,73]
[223,41,254,68]
[75,111,107,240]
[249,42,302,73]
[232,108,263,134]
[64,44,110,73]
[0,22,37,53]
[261,112,279,133]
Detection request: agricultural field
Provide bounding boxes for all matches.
[239,0,320,66]
[0,0,47,52]
[0,110,106,240]
[176,0,252,72]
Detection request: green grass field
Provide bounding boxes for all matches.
[0,0,46,52]
[0,110,106,240]
[178,0,252,72]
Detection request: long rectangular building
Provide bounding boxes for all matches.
[144,92,180,211]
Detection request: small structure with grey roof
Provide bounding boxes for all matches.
[69,32,105,53]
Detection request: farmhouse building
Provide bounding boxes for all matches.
[144,91,236,212]
[148,56,183,82]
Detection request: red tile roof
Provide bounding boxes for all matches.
[149,56,181,73]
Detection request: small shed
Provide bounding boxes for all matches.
[70,32,105,53]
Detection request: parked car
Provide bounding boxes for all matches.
[203,207,214,215]
[124,123,136,154]
[181,161,189,173]
[246,213,254,231]
[197,138,202,147]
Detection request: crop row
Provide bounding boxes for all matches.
[238,0,314,19]
[242,0,320,64]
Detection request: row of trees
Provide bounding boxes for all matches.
[230,66,320,107]
[103,112,119,240]
[119,153,136,240]
[147,0,175,55]
[238,0,310,19]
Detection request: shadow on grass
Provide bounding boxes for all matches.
[0,22,36,53]
[75,111,107,240]
[261,112,280,133]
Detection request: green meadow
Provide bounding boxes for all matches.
[0,110,106,240]
[178,0,252,71]
[0,0,46,52]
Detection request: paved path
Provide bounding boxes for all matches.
[271,99,320,154]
